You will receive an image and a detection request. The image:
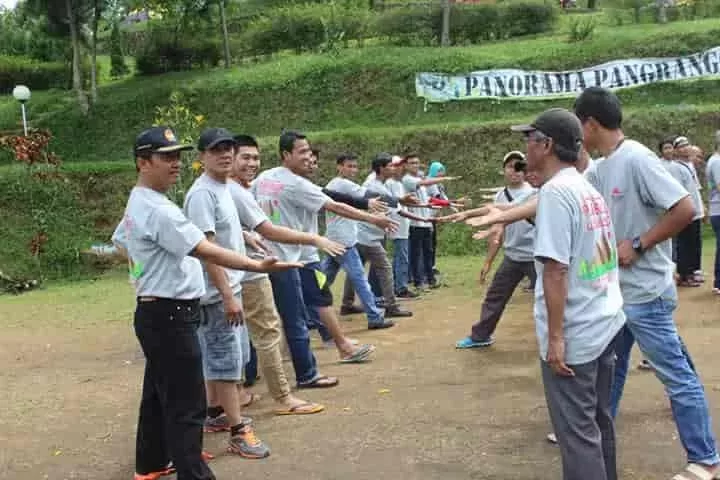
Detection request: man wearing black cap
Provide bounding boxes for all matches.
[184,128,269,459]
[112,126,302,480]
[512,108,626,480]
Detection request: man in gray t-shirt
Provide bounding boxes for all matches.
[512,108,626,480]
[183,128,269,459]
[112,126,301,480]
[575,87,720,478]
[253,131,398,375]
[456,151,538,349]
[705,131,720,291]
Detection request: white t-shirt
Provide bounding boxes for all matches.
[112,187,205,300]
[386,178,410,240]
[357,177,394,246]
[494,183,536,262]
[402,174,432,228]
[324,177,365,247]
[584,139,688,304]
[706,153,720,217]
[534,167,625,365]
[252,166,330,263]
[184,174,245,305]
[228,180,271,283]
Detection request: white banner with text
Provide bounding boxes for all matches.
[415,46,720,102]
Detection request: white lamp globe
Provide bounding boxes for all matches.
[12,85,31,102]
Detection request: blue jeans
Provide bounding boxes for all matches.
[392,238,410,294]
[610,286,719,465]
[268,269,319,385]
[321,246,384,326]
[711,216,720,289]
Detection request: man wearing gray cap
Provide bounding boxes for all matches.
[512,108,626,480]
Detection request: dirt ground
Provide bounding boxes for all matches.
[2,257,720,480]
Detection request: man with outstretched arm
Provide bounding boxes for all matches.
[112,127,301,480]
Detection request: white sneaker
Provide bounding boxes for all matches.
[546,433,558,444]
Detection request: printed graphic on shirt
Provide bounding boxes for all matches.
[255,180,284,224]
[578,193,617,288]
[122,215,145,280]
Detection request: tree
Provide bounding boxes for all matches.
[218,0,230,68]
[440,0,450,47]
[109,21,129,77]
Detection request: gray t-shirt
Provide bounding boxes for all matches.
[584,139,688,304]
[112,186,206,300]
[494,183,536,262]
[357,177,394,246]
[706,153,720,217]
[252,166,330,263]
[325,177,365,247]
[228,180,270,283]
[402,174,432,228]
[386,178,410,240]
[534,168,625,365]
[678,160,705,220]
[662,159,700,220]
[184,174,244,305]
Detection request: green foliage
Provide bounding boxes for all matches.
[0,55,68,91]
[109,22,130,78]
[240,3,371,56]
[373,2,558,46]
[0,6,68,62]
[568,15,596,42]
[136,29,221,75]
[152,91,206,205]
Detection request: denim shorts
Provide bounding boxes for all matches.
[198,297,250,382]
[299,263,333,308]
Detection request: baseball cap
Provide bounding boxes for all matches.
[197,127,238,151]
[673,136,690,149]
[502,150,526,166]
[511,108,584,155]
[390,155,404,166]
[134,126,193,155]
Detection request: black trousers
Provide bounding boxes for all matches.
[134,298,215,480]
[409,226,434,287]
[431,225,438,269]
[676,219,702,278]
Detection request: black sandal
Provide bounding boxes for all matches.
[297,375,339,389]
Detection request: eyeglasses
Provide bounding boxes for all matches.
[524,130,551,143]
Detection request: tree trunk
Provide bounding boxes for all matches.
[441,0,451,47]
[90,0,101,103]
[219,0,231,68]
[657,0,668,23]
[66,0,89,114]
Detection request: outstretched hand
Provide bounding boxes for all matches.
[259,257,304,272]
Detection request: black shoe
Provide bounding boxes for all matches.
[368,319,396,330]
[340,305,364,315]
[397,289,420,299]
[429,281,441,290]
[385,307,413,318]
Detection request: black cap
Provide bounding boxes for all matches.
[134,126,193,155]
[197,127,238,152]
[511,108,584,154]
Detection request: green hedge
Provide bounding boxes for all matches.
[135,28,222,75]
[374,2,558,46]
[0,55,68,92]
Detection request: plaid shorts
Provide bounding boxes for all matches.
[198,296,250,382]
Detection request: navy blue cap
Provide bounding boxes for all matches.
[198,127,238,152]
[134,126,193,155]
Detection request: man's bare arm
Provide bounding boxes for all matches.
[324,200,398,232]
[254,221,345,257]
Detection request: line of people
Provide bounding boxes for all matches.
[113,126,464,480]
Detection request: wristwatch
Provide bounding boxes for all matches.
[632,236,645,255]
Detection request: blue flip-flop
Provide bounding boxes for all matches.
[339,344,375,363]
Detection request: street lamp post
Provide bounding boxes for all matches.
[12,85,31,136]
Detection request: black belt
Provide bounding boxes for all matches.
[136,296,199,306]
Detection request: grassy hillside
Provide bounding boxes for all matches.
[1,19,719,163]
[2,18,720,283]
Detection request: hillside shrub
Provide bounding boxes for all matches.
[241,3,372,56]
[374,2,557,46]
[136,28,221,75]
[0,55,68,91]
